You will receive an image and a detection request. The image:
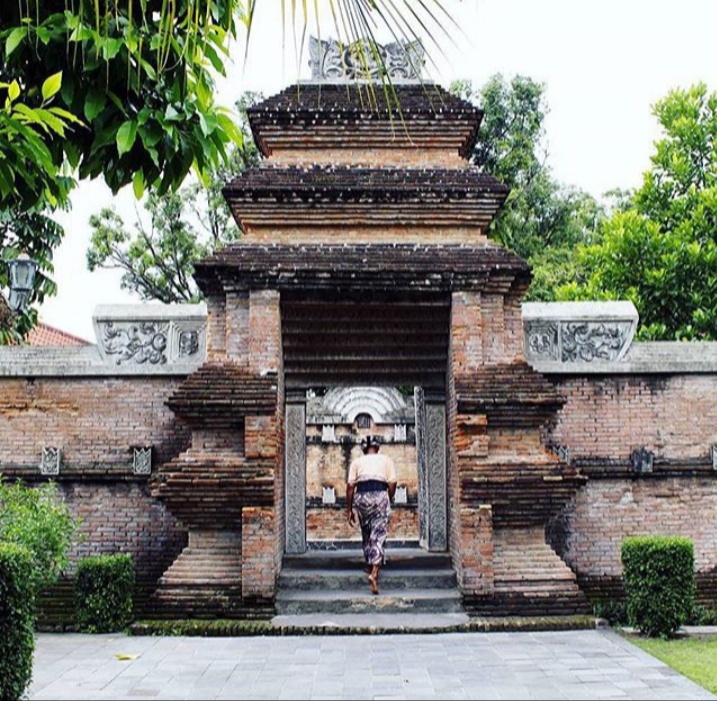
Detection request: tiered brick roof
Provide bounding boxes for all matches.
[223,165,508,231]
[195,243,530,296]
[247,83,482,157]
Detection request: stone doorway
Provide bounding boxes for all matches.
[281,288,451,556]
[284,385,448,555]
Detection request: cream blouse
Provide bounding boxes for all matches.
[348,453,397,485]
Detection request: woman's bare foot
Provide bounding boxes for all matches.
[368,564,379,595]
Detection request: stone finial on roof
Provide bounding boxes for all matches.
[308,36,425,82]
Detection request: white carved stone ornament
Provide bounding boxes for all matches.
[394,424,407,442]
[394,486,408,505]
[321,424,336,443]
[40,447,61,475]
[322,486,336,505]
[309,36,425,81]
[712,445,717,470]
[133,447,153,476]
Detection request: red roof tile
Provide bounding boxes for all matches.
[25,322,92,346]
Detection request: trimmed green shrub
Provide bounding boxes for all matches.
[621,535,695,638]
[75,553,135,633]
[0,543,36,701]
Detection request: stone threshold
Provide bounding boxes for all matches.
[129,614,600,637]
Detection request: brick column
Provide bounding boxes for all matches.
[226,291,250,364]
[205,296,226,361]
[504,290,524,362]
[456,504,494,596]
[241,506,276,600]
[481,293,506,364]
[249,290,281,375]
[451,291,483,374]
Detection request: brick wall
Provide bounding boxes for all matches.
[242,225,488,245]
[64,481,185,582]
[0,374,191,586]
[552,477,717,603]
[269,148,468,169]
[546,374,717,463]
[0,376,190,469]
[546,372,717,604]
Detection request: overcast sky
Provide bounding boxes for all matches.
[39,0,717,341]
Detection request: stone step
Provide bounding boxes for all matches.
[278,567,457,591]
[495,567,577,582]
[282,547,452,571]
[275,588,464,615]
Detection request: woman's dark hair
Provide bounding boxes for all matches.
[360,435,381,453]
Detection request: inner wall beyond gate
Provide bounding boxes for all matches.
[281,291,450,554]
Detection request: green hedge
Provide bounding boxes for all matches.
[75,553,135,633]
[621,535,695,638]
[0,543,36,701]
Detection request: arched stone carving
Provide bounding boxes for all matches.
[319,386,412,424]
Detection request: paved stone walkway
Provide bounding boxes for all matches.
[29,629,715,700]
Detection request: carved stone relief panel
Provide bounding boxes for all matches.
[426,403,448,552]
[99,321,169,365]
[93,304,207,367]
[414,387,429,550]
[285,403,307,554]
[309,36,425,81]
[523,301,638,364]
[133,447,153,475]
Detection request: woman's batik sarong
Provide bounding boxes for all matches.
[354,490,391,565]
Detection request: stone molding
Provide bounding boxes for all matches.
[4,301,717,377]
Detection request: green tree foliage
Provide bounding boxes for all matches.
[0,75,78,342]
[1,2,245,201]
[559,84,717,339]
[86,96,260,303]
[0,478,77,594]
[0,1,454,338]
[451,76,602,297]
[1,1,244,339]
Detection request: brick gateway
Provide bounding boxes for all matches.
[1,46,716,622]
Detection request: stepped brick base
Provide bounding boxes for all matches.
[464,526,590,616]
[150,530,273,619]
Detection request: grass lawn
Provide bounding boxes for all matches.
[628,634,717,694]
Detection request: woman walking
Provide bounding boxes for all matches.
[346,435,397,595]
